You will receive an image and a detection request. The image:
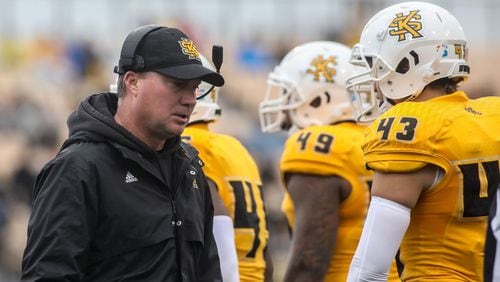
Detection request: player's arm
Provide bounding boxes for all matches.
[347,164,438,281]
[264,239,274,282]
[207,179,240,282]
[283,172,350,282]
[485,182,500,282]
[207,178,229,216]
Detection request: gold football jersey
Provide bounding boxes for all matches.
[363,91,500,281]
[280,122,399,281]
[182,123,269,282]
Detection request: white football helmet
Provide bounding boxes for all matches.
[259,41,362,133]
[347,1,469,122]
[189,54,221,124]
[109,76,118,93]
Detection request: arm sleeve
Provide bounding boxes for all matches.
[213,215,240,282]
[21,159,98,281]
[347,196,410,282]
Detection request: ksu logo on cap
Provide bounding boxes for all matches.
[178,38,200,61]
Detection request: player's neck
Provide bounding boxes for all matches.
[414,88,443,102]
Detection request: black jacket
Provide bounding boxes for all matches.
[21,93,222,281]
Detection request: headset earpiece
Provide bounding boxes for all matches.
[197,45,224,100]
[212,45,223,72]
[114,25,164,74]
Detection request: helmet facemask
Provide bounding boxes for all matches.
[346,45,388,123]
[259,69,303,133]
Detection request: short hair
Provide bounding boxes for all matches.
[426,77,463,94]
[116,75,125,98]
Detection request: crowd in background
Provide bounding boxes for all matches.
[1,1,500,280]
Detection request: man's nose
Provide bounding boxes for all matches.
[182,89,197,105]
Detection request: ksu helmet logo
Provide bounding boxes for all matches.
[389,10,423,41]
[178,38,201,60]
[306,55,337,83]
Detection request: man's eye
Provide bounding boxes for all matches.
[173,81,186,88]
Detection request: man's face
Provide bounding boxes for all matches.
[133,72,199,141]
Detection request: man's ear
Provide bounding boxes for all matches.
[124,71,140,96]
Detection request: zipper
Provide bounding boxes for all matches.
[150,153,178,226]
[170,148,197,230]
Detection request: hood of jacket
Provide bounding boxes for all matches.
[64,92,180,158]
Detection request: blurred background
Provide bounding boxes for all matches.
[0,0,498,280]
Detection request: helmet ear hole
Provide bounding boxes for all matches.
[309,96,322,108]
[365,56,374,68]
[396,57,410,74]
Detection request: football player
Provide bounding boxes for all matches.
[182,54,273,282]
[259,41,400,281]
[346,2,500,281]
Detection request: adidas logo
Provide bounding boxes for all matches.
[125,171,138,183]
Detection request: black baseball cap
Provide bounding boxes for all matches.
[115,25,224,87]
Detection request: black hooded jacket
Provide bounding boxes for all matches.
[21,92,222,281]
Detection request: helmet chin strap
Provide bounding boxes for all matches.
[379,96,394,114]
[378,82,420,114]
[287,125,300,136]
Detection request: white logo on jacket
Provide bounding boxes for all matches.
[125,171,138,183]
